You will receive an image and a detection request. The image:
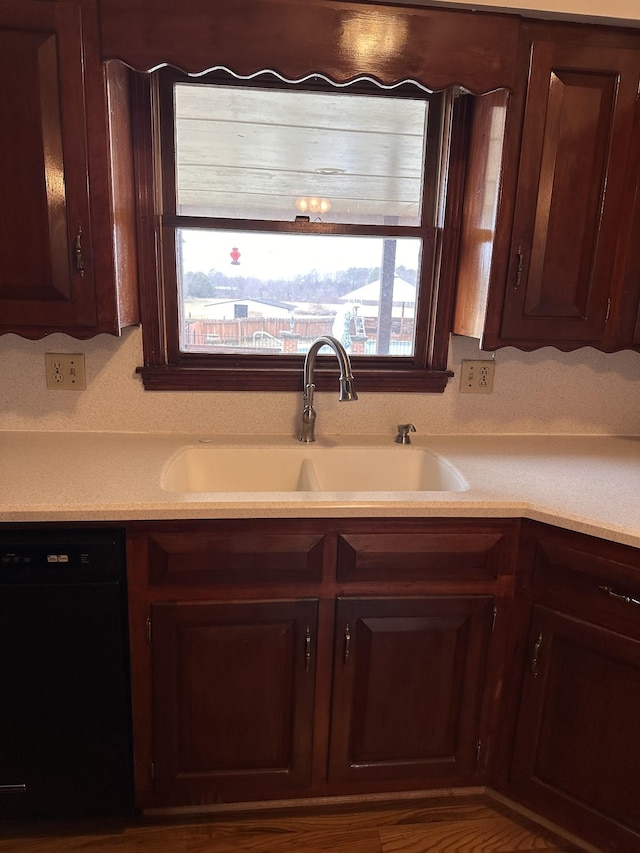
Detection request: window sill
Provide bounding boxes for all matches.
[136,365,453,393]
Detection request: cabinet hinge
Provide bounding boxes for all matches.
[605,297,611,322]
[146,616,152,644]
[150,761,155,782]
[476,739,482,763]
[491,606,497,632]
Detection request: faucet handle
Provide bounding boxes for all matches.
[395,423,416,444]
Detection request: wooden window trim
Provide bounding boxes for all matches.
[131,71,471,393]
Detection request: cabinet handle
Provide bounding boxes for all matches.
[514,246,524,291]
[531,632,543,678]
[305,625,312,672]
[75,226,85,277]
[599,584,640,607]
[343,623,351,667]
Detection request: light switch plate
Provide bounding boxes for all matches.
[45,353,86,390]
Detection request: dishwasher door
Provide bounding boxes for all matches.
[0,528,134,818]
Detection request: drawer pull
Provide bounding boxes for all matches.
[344,623,351,666]
[532,632,543,678]
[599,585,640,607]
[305,625,312,672]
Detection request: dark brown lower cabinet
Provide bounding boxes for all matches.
[150,598,318,806]
[123,517,640,852]
[511,605,640,853]
[128,518,517,809]
[328,596,494,787]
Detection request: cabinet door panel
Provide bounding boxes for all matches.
[0,29,69,300]
[151,598,317,805]
[512,606,640,851]
[0,1,96,327]
[501,42,640,344]
[328,596,493,786]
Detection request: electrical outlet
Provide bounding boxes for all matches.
[459,359,495,394]
[45,353,86,390]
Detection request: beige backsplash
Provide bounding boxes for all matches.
[0,327,639,436]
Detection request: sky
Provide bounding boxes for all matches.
[180,229,421,280]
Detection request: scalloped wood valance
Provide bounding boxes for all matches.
[98,0,519,94]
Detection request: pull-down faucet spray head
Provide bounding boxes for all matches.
[337,375,357,402]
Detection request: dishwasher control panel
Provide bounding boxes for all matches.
[1,546,90,567]
[0,530,125,582]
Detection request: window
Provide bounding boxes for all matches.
[135,68,464,391]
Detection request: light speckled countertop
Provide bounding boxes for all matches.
[1,431,639,548]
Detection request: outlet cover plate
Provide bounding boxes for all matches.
[459,359,495,394]
[45,353,86,390]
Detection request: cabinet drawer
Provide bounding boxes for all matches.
[532,539,640,639]
[337,528,512,582]
[147,531,324,586]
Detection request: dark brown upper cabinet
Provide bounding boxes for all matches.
[454,22,640,353]
[99,0,519,94]
[0,0,138,339]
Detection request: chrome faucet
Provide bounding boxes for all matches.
[299,335,357,442]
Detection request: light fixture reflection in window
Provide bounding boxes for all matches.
[295,197,331,214]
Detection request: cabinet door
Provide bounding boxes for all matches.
[501,41,640,346]
[0,0,138,337]
[151,598,318,806]
[0,0,99,329]
[511,606,640,853]
[328,596,494,787]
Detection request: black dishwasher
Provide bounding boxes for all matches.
[0,528,134,819]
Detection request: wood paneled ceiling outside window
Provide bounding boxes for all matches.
[174,83,429,226]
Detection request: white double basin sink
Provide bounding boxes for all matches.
[162,443,467,496]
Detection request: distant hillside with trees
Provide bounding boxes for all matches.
[183,266,418,302]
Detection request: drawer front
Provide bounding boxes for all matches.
[337,528,512,583]
[147,532,324,586]
[533,539,640,639]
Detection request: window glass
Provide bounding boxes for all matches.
[178,229,422,355]
[174,83,428,226]
[171,78,436,362]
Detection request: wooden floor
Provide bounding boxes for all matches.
[0,794,590,852]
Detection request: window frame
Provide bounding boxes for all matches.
[132,68,469,392]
